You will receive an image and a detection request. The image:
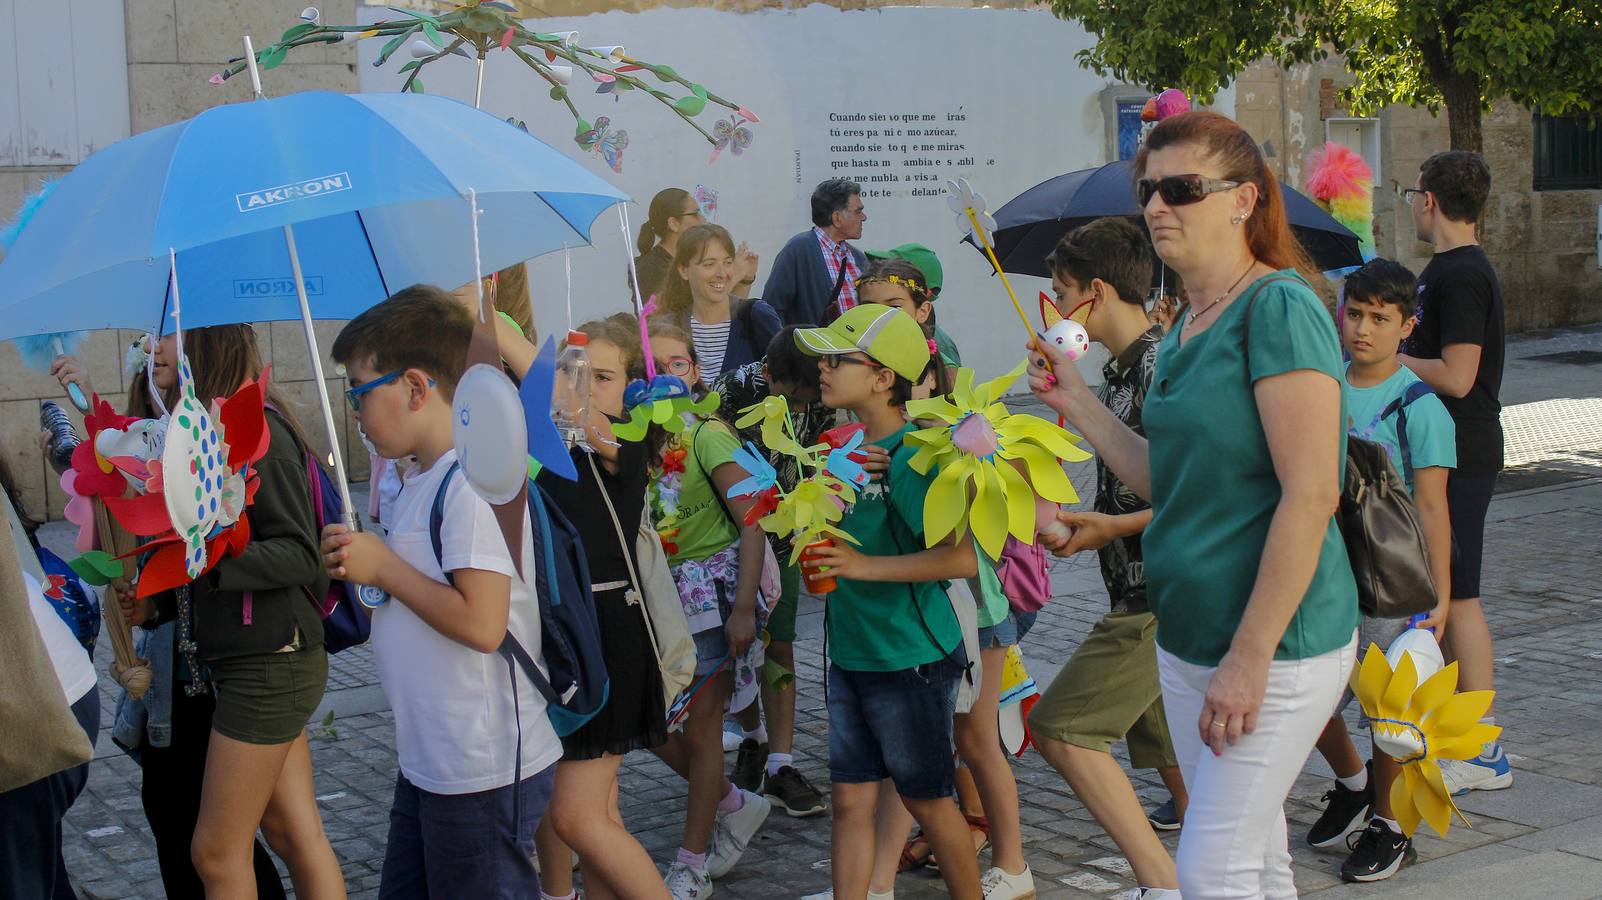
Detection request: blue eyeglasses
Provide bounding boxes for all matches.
[345,370,403,412]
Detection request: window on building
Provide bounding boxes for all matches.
[1533,114,1602,191]
[1324,118,1381,186]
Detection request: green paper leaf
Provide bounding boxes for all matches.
[375,24,419,66]
[616,79,635,91]
[549,84,567,100]
[651,64,678,83]
[399,59,422,73]
[422,22,444,48]
[259,46,288,71]
[691,83,708,101]
[281,22,317,43]
[574,118,592,137]
[68,550,123,586]
[460,7,504,33]
[412,78,425,94]
[672,94,707,116]
[388,6,440,24]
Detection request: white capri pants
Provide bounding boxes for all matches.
[1158,633,1357,899]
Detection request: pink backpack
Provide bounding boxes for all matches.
[996,536,1051,613]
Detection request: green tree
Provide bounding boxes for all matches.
[1044,0,1602,152]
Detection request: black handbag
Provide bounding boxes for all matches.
[1238,275,1438,618]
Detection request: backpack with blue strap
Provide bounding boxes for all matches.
[428,462,610,737]
[1380,380,1436,485]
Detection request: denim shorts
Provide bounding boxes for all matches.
[827,646,967,801]
[977,609,1038,649]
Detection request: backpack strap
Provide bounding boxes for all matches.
[427,462,463,587]
[1382,380,1437,485]
[1234,273,1311,382]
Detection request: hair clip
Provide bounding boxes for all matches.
[927,339,938,354]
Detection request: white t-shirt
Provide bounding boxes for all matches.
[373,450,560,795]
[24,571,97,706]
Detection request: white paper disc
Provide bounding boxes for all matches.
[451,364,528,505]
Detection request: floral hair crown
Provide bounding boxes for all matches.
[854,273,926,295]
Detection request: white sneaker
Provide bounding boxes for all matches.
[981,865,1036,899]
[705,789,772,878]
[801,889,895,900]
[1439,745,1513,795]
[722,724,742,752]
[666,861,713,900]
[1123,889,1181,900]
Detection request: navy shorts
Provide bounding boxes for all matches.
[827,647,967,801]
[1447,470,1497,600]
[379,764,556,899]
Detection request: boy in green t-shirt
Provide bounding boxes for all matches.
[1309,259,1455,883]
[794,305,983,900]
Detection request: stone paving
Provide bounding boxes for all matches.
[49,325,1602,899]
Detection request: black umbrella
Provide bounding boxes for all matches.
[980,159,1364,279]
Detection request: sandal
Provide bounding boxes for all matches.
[927,815,990,871]
[899,830,933,872]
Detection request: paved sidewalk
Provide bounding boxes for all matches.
[48,326,1602,899]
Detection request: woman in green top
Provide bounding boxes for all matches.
[1029,111,1358,900]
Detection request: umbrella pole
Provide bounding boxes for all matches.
[283,223,357,528]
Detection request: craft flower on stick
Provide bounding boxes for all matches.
[730,398,860,563]
[905,363,1091,560]
[1353,636,1502,838]
[946,178,1039,355]
[614,375,722,442]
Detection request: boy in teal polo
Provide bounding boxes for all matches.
[794,305,982,900]
[1309,259,1455,883]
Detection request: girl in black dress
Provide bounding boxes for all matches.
[489,312,670,900]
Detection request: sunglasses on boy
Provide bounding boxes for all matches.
[1136,174,1242,208]
[346,370,434,412]
[822,354,881,371]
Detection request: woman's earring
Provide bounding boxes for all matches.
[1231,214,1246,225]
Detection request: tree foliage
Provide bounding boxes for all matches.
[1045,0,1602,151]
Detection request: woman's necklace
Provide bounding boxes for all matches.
[1187,261,1259,326]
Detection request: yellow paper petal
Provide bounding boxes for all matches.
[905,395,964,424]
[970,461,1009,560]
[1404,661,1459,723]
[1432,724,1501,761]
[923,457,972,547]
[995,459,1036,542]
[1426,689,1495,736]
[998,415,1091,462]
[1382,650,1420,719]
[1392,769,1422,837]
[1011,442,1076,503]
[1353,643,1392,719]
[975,362,1027,407]
[952,368,977,410]
[1416,761,1456,837]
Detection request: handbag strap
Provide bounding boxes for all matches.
[587,453,669,673]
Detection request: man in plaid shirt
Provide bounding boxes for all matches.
[763,179,868,327]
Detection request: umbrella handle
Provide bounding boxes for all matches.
[282,223,358,529]
[965,207,1049,373]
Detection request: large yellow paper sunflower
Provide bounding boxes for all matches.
[904,362,1091,560]
[1353,642,1502,838]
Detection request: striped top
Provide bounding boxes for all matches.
[690,316,733,381]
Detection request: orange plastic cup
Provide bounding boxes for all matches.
[800,538,837,594]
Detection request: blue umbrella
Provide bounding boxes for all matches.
[977,158,1364,279]
[0,88,625,517]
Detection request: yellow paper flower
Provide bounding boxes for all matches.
[736,396,807,460]
[904,362,1091,560]
[761,474,859,563]
[1353,642,1502,838]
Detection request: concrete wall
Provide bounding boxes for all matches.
[0,0,361,526]
[1234,59,1602,334]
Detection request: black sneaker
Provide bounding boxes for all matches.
[1307,762,1373,849]
[762,765,826,817]
[1147,797,1181,831]
[731,739,767,792]
[1340,819,1416,883]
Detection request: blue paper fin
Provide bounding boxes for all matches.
[520,336,578,482]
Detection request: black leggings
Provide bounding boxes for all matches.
[139,684,286,900]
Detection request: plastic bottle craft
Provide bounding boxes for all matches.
[1352,630,1502,838]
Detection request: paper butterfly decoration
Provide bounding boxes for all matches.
[904,363,1092,561]
[728,400,864,563]
[709,115,755,164]
[1039,291,1092,362]
[1353,631,1502,838]
[692,184,719,221]
[577,115,629,173]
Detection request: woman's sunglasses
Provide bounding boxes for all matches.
[1137,175,1242,208]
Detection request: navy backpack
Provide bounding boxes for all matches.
[428,462,610,737]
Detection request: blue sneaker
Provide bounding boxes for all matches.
[1439,743,1513,796]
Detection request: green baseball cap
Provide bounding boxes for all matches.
[865,243,943,293]
[794,305,931,382]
